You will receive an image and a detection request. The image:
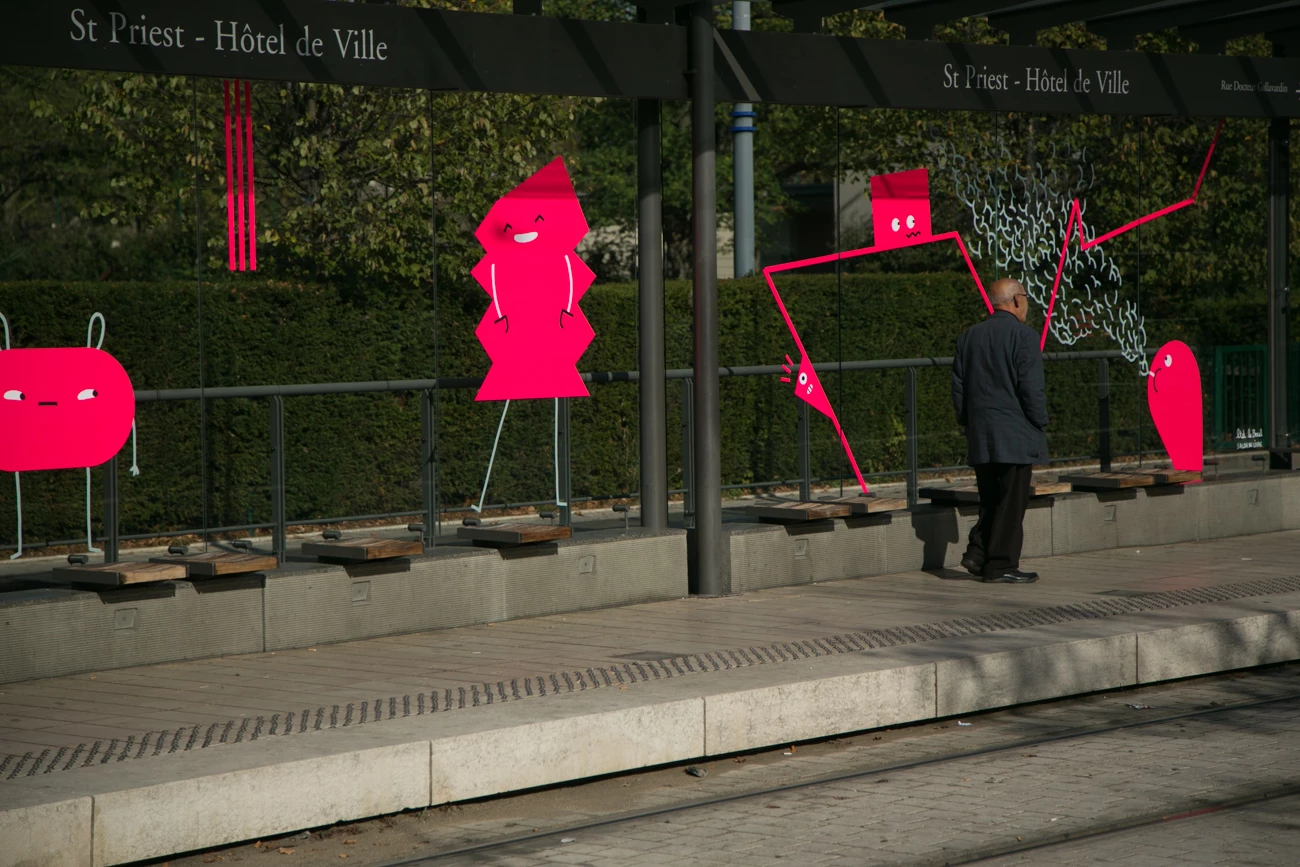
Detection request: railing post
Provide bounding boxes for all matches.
[905,366,918,507]
[269,395,286,561]
[557,396,572,526]
[637,96,669,532]
[681,378,694,528]
[1098,358,1111,473]
[102,453,119,564]
[798,400,811,501]
[420,389,437,545]
[1267,107,1291,462]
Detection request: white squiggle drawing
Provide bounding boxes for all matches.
[942,140,1148,375]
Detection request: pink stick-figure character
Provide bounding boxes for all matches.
[0,313,139,558]
[467,157,596,510]
[768,120,1223,490]
[471,156,595,402]
[765,167,991,495]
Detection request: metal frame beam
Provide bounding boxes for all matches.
[988,0,1133,44]
[882,0,1033,40]
[1088,0,1279,49]
[1180,3,1300,53]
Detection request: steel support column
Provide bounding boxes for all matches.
[689,1,724,594]
[102,454,119,564]
[1098,358,1112,473]
[557,397,572,526]
[731,0,754,278]
[1267,113,1291,462]
[269,395,287,561]
[638,98,668,532]
[798,400,811,501]
[420,389,438,544]
[905,367,919,507]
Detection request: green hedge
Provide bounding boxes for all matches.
[0,275,1231,545]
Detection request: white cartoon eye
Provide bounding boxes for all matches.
[890,217,900,232]
[1164,354,1172,368]
[906,214,916,230]
[798,372,808,386]
[78,388,98,400]
[3,389,24,401]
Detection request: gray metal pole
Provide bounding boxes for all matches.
[270,396,287,561]
[1098,358,1111,473]
[638,98,668,532]
[905,367,918,507]
[103,453,119,564]
[689,0,724,595]
[420,389,437,546]
[1267,113,1291,459]
[681,378,695,527]
[557,397,572,526]
[731,0,754,278]
[798,400,811,501]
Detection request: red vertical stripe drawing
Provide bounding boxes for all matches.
[244,80,257,270]
[223,80,235,271]
[233,80,246,272]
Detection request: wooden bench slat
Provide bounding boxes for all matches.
[918,486,980,505]
[457,521,572,546]
[300,536,424,562]
[53,561,187,586]
[148,552,279,577]
[1146,470,1202,485]
[923,480,1072,504]
[831,495,909,514]
[745,501,852,523]
[1060,472,1155,490]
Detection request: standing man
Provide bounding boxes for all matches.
[951,278,1048,584]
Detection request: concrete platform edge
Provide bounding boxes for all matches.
[5,594,1300,867]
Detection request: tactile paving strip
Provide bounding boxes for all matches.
[5,574,1300,779]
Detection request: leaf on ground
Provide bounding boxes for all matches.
[278,849,295,855]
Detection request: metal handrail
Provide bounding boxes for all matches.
[21,348,1139,560]
[133,349,1135,402]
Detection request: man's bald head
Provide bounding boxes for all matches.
[989,278,1029,323]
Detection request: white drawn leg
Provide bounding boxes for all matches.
[472,400,510,513]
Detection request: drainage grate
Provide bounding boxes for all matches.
[5,573,1300,779]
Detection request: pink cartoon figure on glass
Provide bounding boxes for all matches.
[1146,341,1203,473]
[467,157,596,512]
[765,167,990,495]
[471,156,595,401]
[0,313,139,559]
[765,122,1223,495]
[871,168,934,250]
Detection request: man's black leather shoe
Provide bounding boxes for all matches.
[960,556,983,576]
[983,570,1039,584]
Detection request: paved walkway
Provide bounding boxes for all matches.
[2,529,1297,764]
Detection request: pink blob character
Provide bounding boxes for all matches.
[0,347,134,472]
[1147,340,1203,473]
[470,157,595,401]
[871,168,933,250]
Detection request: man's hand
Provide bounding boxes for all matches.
[494,314,509,333]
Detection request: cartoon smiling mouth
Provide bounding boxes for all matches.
[39,401,58,406]
[1150,369,1160,393]
[513,232,539,244]
[905,231,921,239]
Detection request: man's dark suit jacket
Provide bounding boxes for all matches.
[951,310,1049,466]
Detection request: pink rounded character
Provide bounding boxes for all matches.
[1146,340,1203,473]
[471,157,595,401]
[0,347,134,473]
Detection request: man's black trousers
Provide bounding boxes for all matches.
[965,463,1032,579]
